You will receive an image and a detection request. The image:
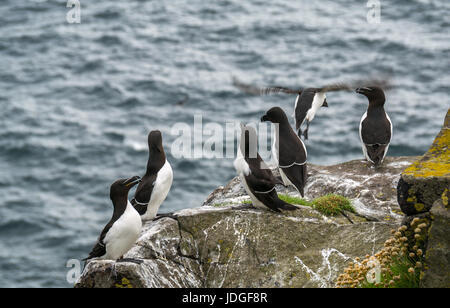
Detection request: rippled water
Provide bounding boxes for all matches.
[0,0,448,287]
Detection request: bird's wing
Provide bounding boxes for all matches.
[280,164,307,197]
[83,221,113,261]
[317,83,353,93]
[131,174,157,215]
[278,130,307,166]
[351,77,394,90]
[245,158,278,193]
[294,91,314,130]
[261,86,302,95]
[232,77,264,95]
[317,77,394,93]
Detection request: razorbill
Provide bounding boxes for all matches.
[261,107,308,197]
[262,84,353,139]
[234,123,298,212]
[84,176,142,262]
[131,130,173,221]
[356,86,393,166]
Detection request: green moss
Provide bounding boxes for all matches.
[312,194,355,216]
[277,194,312,206]
[278,193,354,216]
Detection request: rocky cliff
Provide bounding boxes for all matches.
[75,156,418,288]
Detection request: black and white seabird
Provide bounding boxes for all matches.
[292,88,328,140]
[261,107,308,197]
[262,84,353,140]
[131,131,173,221]
[234,124,298,212]
[356,86,393,166]
[84,176,142,262]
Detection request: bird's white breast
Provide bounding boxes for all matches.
[292,94,300,118]
[104,201,142,260]
[359,111,372,163]
[234,146,251,176]
[239,174,269,210]
[306,92,326,122]
[141,160,173,221]
[272,126,279,165]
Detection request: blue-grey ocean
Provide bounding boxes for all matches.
[0,0,448,287]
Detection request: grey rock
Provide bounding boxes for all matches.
[205,156,418,223]
[76,157,415,288]
[421,197,450,288]
[397,108,450,216]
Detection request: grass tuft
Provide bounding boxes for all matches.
[278,194,312,206]
[213,193,354,217]
[312,194,355,216]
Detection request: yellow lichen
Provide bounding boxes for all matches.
[442,189,449,208]
[414,203,425,212]
[115,277,133,288]
[403,128,450,178]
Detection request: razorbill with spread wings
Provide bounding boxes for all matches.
[261,107,308,197]
[84,176,142,262]
[234,124,298,212]
[356,86,392,166]
[131,130,173,221]
[262,84,353,139]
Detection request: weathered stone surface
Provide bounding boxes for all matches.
[397,109,450,216]
[75,219,203,288]
[205,156,417,223]
[75,157,416,288]
[75,205,395,288]
[421,194,450,288]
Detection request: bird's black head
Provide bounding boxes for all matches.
[356,86,386,105]
[110,176,141,202]
[261,107,289,124]
[148,130,164,154]
[239,124,258,159]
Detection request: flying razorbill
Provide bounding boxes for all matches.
[234,124,298,212]
[356,86,392,166]
[84,176,142,262]
[131,130,173,221]
[263,84,352,140]
[261,107,308,197]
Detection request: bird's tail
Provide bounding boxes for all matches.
[277,199,298,211]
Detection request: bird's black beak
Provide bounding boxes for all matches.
[261,115,269,122]
[322,99,328,107]
[124,176,142,188]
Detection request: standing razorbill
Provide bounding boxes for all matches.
[356,86,393,166]
[261,107,308,197]
[84,176,142,262]
[131,130,173,221]
[234,124,298,212]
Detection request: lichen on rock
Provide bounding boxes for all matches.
[397,108,450,216]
